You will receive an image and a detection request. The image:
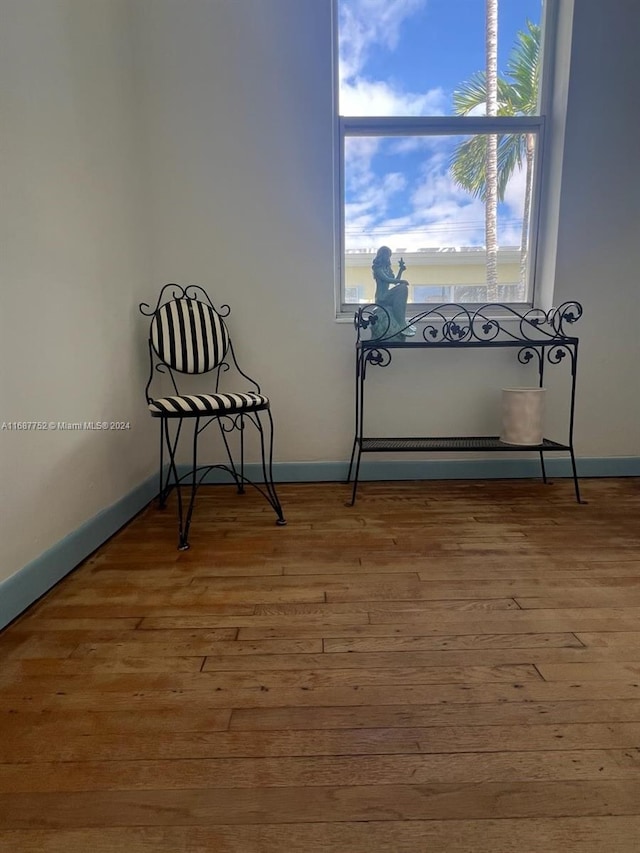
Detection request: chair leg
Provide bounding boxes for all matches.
[179,417,202,549]
[162,416,201,550]
[158,417,182,509]
[217,417,245,494]
[157,419,166,508]
[239,415,246,494]
[256,408,286,526]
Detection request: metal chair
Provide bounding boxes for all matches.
[139,284,286,550]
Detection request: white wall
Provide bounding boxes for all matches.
[0,0,156,584]
[551,0,640,455]
[134,0,352,461]
[136,0,639,461]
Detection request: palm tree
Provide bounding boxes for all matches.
[484,0,499,302]
[450,21,541,300]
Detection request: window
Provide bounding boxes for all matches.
[336,0,553,312]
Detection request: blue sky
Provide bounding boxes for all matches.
[339,0,543,252]
[352,0,542,110]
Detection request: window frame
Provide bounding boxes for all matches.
[333,0,558,320]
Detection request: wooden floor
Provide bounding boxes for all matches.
[1,477,640,852]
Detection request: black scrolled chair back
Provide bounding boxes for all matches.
[139,284,286,550]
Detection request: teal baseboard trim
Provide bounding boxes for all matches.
[0,474,159,631]
[571,457,640,477]
[184,456,640,484]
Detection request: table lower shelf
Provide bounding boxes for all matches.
[358,436,570,452]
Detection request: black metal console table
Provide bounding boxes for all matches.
[346,301,585,506]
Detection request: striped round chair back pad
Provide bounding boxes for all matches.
[150,298,229,374]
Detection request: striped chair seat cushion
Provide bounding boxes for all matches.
[149,392,269,416]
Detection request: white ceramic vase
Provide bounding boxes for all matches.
[500,387,546,445]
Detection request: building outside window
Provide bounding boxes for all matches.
[336,0,554,313]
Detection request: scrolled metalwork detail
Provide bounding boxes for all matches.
[547,301,583,336]
[139,283,231,319]
[547,344,574,369]
[365,347,392,368]
[470,308,502,342]
[356,301,583,346]
[419,304,466,342]
[355,304,392,343]
[444,308,472,342]
[139,283,184,316]
[521,307,547,334]
[184,285,231,318]
[517,346,542,370]
[218,414,244,433]
[360,346,392,381]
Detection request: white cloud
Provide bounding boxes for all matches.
[497,163,527,247]
[344,168,408,234]
[340,78,446,117]
[338,0,445,118]
[338,0,428,80]
[345,152,488,252]
[344,136,381,191]
[502,162,526,213]
[390,136,445,155]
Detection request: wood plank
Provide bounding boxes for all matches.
[3,630,235,659]
[518,590,640,608]
[229,702,640,731]
[35,603,258,619]
[576,632,640,648]
[323,633,584,652]
[52,588,326,605]
[0,663,543,695]
[416,563,640,579]
[201,648,640,670]
[0,708,233,742]
[200,663,543,685]
[254,598,520,614]
[344,643,640,666]
[3,636,86,660]
[237,623,584,640]
[69,639,322,659]
[4,721,640,763]
[35,606,368,621]
[6,628,239,649]
[1,747,639,793]
[4,657,206,674]
[7,618,142,632]
[2,817,640,853]
[1,780,640,828]
[368,608,640,632]
[413,577,640,593]
[3,680,640,715]
[146,572,421,591]
[537,663,640,681]
[87,560,284,578]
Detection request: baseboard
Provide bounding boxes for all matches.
[185,455,640,483]
[0,474,159,630]
[2,456,638,630]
